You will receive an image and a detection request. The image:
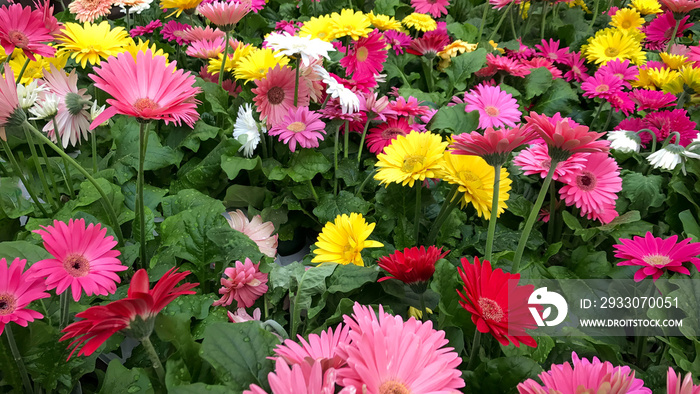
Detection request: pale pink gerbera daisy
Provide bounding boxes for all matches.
[186,37,225,59]
[40,64,92,148]
[581,72,624,100]
[559,152,622,216]
[274,323,350,370]
[213,258,268,308]
[89,49,201,129]
[465,83,521,130]
[226,209,279,258]
[366,117,413,154]
[228,307,261,323]
[0,258,50,335]
[130,20,162,38]
[0,3,55,61]
[518,352,651,394]
[667,367,700,394]
[269,106,326,152]
[251,65,309,127]
[614,232,700,281]
[450,125,537,166]
[68,0,113,23]
[32,219,127,302]
[197,1,251,31]
[179,25,225,42]
[337,303,465,392]
[340,30,388,79]
[411,0,450,17]
[513,143,590,181]
[0,64,20,139]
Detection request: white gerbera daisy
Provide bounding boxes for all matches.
[265,32,334,67]
[233,103,263,157]
[607,129,641,153]
[647,144,685,171]
[29,93,59,120]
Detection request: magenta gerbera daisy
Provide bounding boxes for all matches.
[465,83,521,129]
[130,20,163,38]
[561,52,588,82]
[366,117,413,154]
[0,3,56,61]
[252,65,309,127]
[340,30,388,79]
[0,258,50,335]
[520,57,563,79]
[598,58,639,85]
[31,219,127,302]
[269,106,326,152]
[534,38,569,64]
[411,0,450,17]
[644,11,692,47]
[383,30,412,55]
[614,232,700,281]
[642,108,697,147]
[630,89,677,110]
[581,72,624,100]
[513,143,590,181]
[161,20,191,45]
[559,152,622,216]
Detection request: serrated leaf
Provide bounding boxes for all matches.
[432,104,480,134]
[312,191,371,224]
[524,67,554,99]
[443,48,487,92]
[180,121,220,152]
[224,185,268,209]
[621,172,665,212]
[195,78,231,116]
[286,150,332,182]
[74,178,132,225]
[291,264,337,331]
[469,357,543,393]
[531,78,578,115]
[161,189,222,217]
[172,138,240,193]
[99,360,153,394]
[327,264,379,293]
[447,22,478,42]
[398,87,442,106]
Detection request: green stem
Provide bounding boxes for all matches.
[344,120,349,159]
[137,122,150,269]
[540,1,548,40]
[356,115,373,164]
[307,180,318,203]
[427,186,461,245]
[23,127,57,211]
[590,101,605,131]
[259,127,268,159]
[35,127,62,204]
[477,4,490,43]
[334,126,339,195]
[467,331,482,370]
[667,18,681,53]
[676,90,689,109]
[53,118,74,197]
[91,128,98,173]
[422,58,435,92]
[602,107,613,132]
[588,0,601,31]
[5,325,33,394]
[125,6,131,32]
[355,168,377,197]
[488,2,514,42]
[0,139,49,216]
[419,292,427,322]
[509,4,517,40]
[140,335,165,386]
[293,56,300,107]
[512,159,560,272]
[484,165,501,262]
[26,122,125,245]
[59,291,70,329]
[547,180,556,244]
[218,31,231,86]
[414,182,422,244]
[15,56,30,85]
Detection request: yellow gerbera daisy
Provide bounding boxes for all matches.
[610,8,645,32]
[630,0,662,14]
[660,53,691,70]
[9,50,70,85]
[647,67,679,90]
[438,40,478,69]
[631,67,655,89]
[568,0,590,13]
[520,1,531,18]
[311,213,383,266]
[121,38,169,62]
[234,48,289,82]
[679,65,700,93]
[367,12,404,31]
[159,0,202,17]
[58,21,130,68]
[208,42,254,75]
[438,152,511,219]
[328,9,372,40]
[583,29,646,65]
[374,130,448,188]
[299,15,334,42]
[401,13,437,32]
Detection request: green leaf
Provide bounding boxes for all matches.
[172,138,240,193]
[224,185,268,209]
[74,178,132,225]
[447,22,478,42]
[195,78,231,116]
[312,191,371,224]
[155,313,202,369]
[469,357,543,393]
[430,260,471,328]
[443,48,487,92]
[398,87,443,106]
[262,158,287,181]
[531,78,578,116]
[121,182,168,214]
[286,150,332,182]
[621,172,665,212]
[220,155,262,180]
[200,322,279,391]
[680,209,700,239]
[524,67,554,100]
[165,357,192,389]
[571,245,611,278]
[161,189,222,217]
[292,264,337,323]
[0,177,34,218]
[327,264,379,293]
[99,360,154,394]
[170,384,230,394]
[337,158,363,187]
[0,241,50,263]
[374,0,401,15]
[429,104,480,134]
[179,121,220,152]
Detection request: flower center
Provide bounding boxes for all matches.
[267,86,286,105]
[401,154,425,173]
[8,30,29,49]
[484,105,500,117]
[356,46,369,62]
[133,97,160,113]
[0,293,17,316]
[540,158,552,170]
[63,253,90,277]
[381,127,406,140]
[575,170,597,191]
[595,84,609,93]
[379,380,411,394]
[459,170,483,188]
[478,297,504,322]
[643,254,672,266]
[621,20,632,29]
[286,121,306,133]
[342,243,359,264]
[605,47,620,57]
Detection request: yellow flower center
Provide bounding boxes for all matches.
[401,154,425,173]
[643,254,671,266]
[478,297,504,322]
[605,47,620,57]
[621,20,632,29]
[379,380,411,394]
[287,121,306,133]
[356,46,369,62]
[63,253,91,278]
[459,170,483,188]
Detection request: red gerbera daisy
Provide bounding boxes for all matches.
[340,29,388,79]
[377,246,449,293]
[457,257,537,347]
[365,117,413,154]
[252,64,309,127]
[559,152,622,217]
[0,3,55,61]
[411,0,451,17]
[0,258,50,335]
[614,232,700,281]
[450,125,537,166]
[405,31,450,57]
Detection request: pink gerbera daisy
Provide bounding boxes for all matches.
[0,258,50,335]
[341,30,388,79]
[197,1,251,31]
[614,232,700,281]
[477,53,531,78]
[524,112,609,160]
[274,323,350,370]
[411,0,450,17]
[269,106,326,152]
[451,125,537,166]
[40,64,92,148]
[405,31,450,57]
[179,25,225,42]
[630,89,677,110]
[642,109,697,147]
[89,49,201,129]
[581,72,624,99]
[561,52,588,82]
[383,30,412,55]
[520,57,563,79]
[659,0,700,13]
[31,219,127,302]
[68,0,113,23]
[0,3,56,61]
[518,352,651,394]
[130,20,162,38]
[505,39,536,60]
[608,91,636,116]
[366,117,413,154]
[186,37,225,59]
[598,58,638,85]
[644,12,692,46]
[465,83,521,129]
[337,303,465,392]
[0,64,20,135]
[213,258,268,308]
[534,38,569,64]
[252,65,309,127]
[226,209,278,258]
[161,20,192,45]
[559,152,622,216]
[667,367,700,394]
[246,359,350,394]
[584,201,620,224]
[387,96,431,117]
[513,143,590,181]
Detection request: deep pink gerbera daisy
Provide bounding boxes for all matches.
[534,38,569,64]
[559,152,622,217]
[505,39,536,60]
[608,91,636,116]
[388,95,431,117]
[457,257,537,347]
[642,109,697,147]
[383,30,412,55]
[581,72,624,99]
[0,258,50,335]
[89,49,201,129]
[465,83,521,129]
[631,89,677,110]
[411,0,450,17]
[667,367,700,394]
[40,64,92,148]
[213,258,268,308]
[337,303,465,392]
[561,52,588,82]
[197,1,251,30]
[0,3,55,61]
[513,143,590,181]
[269,106,326,152]
[518,352,651,394]
[130,20,162,38]
[405,31,450,57]
[252,65,309,127]
[614,232,700,281]
[340,30,388,79]
[525,112,609,161]
[274,323,350,370]
[450,125,537,166]
[598,58,638,86]
[644,11,693,47]
[186,37,225,59]
[161,20,192,45]
[521,57,563,79]
[246,358,350,394]
[366,117,413,154]
[32,219,127,302]
[477,53,531,78]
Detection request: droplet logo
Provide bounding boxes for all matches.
[528,287,568,327]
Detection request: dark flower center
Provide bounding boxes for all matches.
[381,126,406,140]
[576,170,597,191]
[267,86,285,105]
[0,293,17,315]
[63,254,90,277]
[8,30,29,49]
